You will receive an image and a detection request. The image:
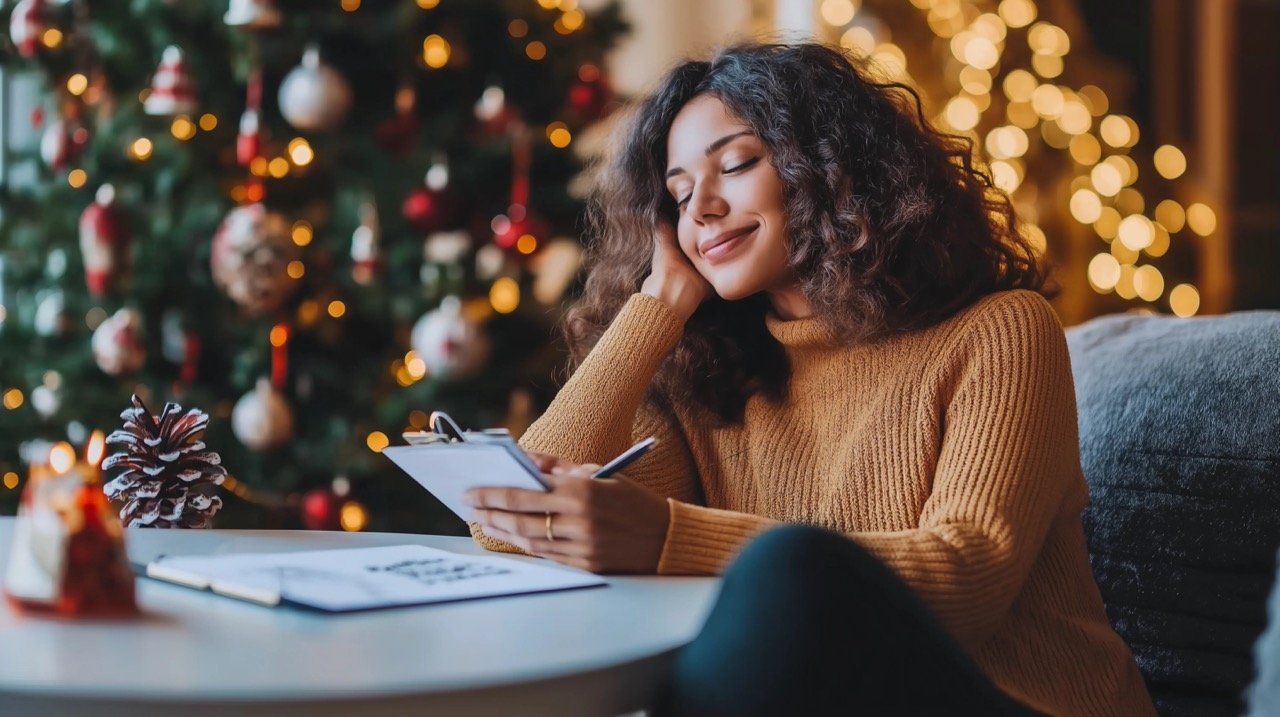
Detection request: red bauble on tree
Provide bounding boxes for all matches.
[401,187,453,233]
[79,184,129,297]
[8,0,46,59]
[492,208,548,251]
[565,66,612,123]
[301,480,350,531]
[402,158,459,233]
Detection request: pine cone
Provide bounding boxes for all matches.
[102,395,227,528]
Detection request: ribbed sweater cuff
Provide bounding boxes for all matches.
[656,499,778,575]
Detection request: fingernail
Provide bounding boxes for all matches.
[551,466,568,475]
[461,492,477,506]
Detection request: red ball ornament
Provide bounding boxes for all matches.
[402,187,457,234]
[8,0,46,59]
[301,487,343,531]
[493,211,547,251]
[566,79,610,122]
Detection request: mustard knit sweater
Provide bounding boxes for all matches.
[472,290,1155,716]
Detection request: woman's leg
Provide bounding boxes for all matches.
[660,524,1040,716]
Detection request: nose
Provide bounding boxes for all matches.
[686,179,728,224]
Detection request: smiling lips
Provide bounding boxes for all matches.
[699,223,759,262]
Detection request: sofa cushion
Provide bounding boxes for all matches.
[1066,310,1280,717]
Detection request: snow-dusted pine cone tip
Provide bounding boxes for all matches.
[102,394,227,528]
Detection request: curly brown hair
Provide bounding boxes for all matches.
[565,42,1049,425]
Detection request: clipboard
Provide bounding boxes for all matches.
[382,411,549,522]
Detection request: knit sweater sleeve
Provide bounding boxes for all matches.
[469,293,703,555]
[655,293,1082,645]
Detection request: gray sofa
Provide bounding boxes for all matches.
[1066,309,1280,716]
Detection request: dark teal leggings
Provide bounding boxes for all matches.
[659,525,1042,716]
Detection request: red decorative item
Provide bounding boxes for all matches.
[236,108,261,167]
[8,0,46,59]
[4,435,138,617]
[301,486,343,531]
[565,72,612,123]
[236,66,264,167]
[144,46,198,116]
[402,186,456,234]
[79,184,128,297]
[492,125,544,249]
[493,211,547,251]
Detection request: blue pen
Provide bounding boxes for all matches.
[591,437,658,478]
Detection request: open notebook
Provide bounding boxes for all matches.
[140,544,605,612]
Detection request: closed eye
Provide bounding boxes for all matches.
[674,157,761,210]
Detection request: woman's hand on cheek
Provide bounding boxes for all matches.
[463,464,671,574]
[640,221,713,321]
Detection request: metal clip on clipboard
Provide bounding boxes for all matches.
[400,411,464,445]
[398,410,547,487]
[402,410,521,447]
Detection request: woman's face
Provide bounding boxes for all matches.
[664,95,791,302]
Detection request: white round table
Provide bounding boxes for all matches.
[0,518,720,716]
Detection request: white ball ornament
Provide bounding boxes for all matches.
[278,45,352,133]
[31,385,60,419]
[410,296,491,381]
[91,308,146,376]
[34,290,70,337]
[231,378,294,451]
[224,0,282,29]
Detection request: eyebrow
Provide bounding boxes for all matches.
[664,131,753,180]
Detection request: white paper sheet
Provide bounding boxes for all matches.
[382,443,549,522]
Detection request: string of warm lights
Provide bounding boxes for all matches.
[820,0,1208,317]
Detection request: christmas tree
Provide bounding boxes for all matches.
[0,0,626,533]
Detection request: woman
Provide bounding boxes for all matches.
[463,43,1154,715]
